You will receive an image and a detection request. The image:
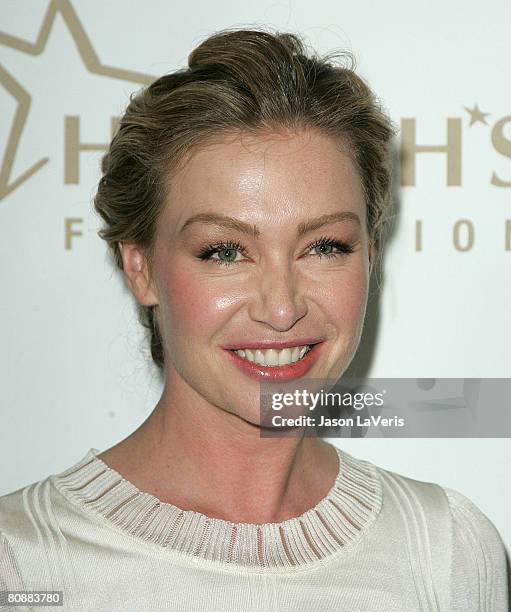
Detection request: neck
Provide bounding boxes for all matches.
[98,381,339,524]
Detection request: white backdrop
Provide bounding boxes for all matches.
[1,0,510,560]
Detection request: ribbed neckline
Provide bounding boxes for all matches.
[51,444,382,571]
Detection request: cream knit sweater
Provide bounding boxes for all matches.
[0,444,508,611]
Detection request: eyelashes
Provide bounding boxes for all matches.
[197,236,354,268]
[198,240,247,265]
[308,236,355,258]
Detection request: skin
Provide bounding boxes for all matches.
[98,127,375,524]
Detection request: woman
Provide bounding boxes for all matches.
[0,28,507,611]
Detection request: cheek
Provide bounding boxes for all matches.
[156,265,241,340]
[314,261,369,328]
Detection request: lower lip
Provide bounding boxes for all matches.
[224,343,324,381]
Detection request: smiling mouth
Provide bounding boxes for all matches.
[230,345,314,367]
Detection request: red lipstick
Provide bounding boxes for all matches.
[224,342,324,381]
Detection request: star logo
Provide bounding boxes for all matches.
[0,0,155,200]
[463,103,490,127]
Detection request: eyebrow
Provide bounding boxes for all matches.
[297,212,360,236]
[179,212,360,237]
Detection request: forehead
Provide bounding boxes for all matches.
[162,127,365,231]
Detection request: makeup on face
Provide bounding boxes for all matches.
[149,128,371,420]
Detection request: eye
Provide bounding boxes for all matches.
[198,240,248,267]
[307,236,354,259]
[214,247,242,263]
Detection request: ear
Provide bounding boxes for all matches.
[119,242,158,306]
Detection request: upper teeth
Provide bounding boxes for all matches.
[234,346,310,366]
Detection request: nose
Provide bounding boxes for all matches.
[247,261,308,331]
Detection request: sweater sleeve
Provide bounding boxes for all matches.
[444,487,509,612]
[0,530,25,591]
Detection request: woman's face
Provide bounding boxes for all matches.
[129,127,374,425]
